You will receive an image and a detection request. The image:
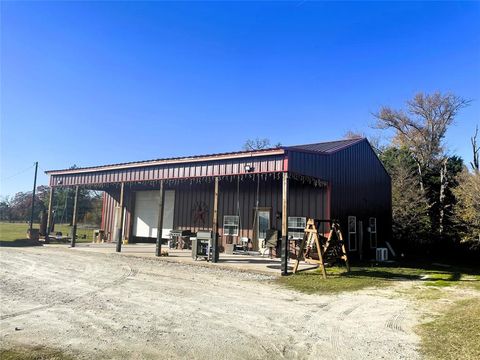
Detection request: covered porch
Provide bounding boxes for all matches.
[56,242,318,275]
[45,148,330,275]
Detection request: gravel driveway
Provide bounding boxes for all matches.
[0,246,420,359]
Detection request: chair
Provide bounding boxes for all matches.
[262,229,279,258]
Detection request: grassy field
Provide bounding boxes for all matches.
[0,222,95,243]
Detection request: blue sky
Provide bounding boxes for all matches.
[1,1,479,196]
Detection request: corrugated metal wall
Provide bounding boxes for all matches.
[50,155,285,188]
[288,139,392,254]
[124,177,327,250]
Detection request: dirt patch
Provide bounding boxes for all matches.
[0,247,420,359]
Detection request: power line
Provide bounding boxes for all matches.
[37,164,49,173]
[1,163,36,182]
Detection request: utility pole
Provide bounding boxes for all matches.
[29,162,38,231]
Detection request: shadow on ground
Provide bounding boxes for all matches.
[0,239,43,247]
[337,266,477,286]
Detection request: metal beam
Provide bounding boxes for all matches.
[70,186,79,248]
[155,180,165,257]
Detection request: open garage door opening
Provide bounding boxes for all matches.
[133,190,175,242]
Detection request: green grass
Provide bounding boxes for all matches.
[419,298,480,360]
[0,222,94,243]
[279,263,480,360]
[0,345,74,360]
[277,264,480,294]
[278,268,386,293]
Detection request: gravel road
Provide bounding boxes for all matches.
[0,246,420,359]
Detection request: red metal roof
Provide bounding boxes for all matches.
[45,148,285,175]
[45,138,365,175]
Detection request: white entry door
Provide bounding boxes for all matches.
[133,190,175,239]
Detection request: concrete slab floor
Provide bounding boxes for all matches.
[45,243,318,276]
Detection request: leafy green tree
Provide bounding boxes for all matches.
[453,168,480,250]
[380,147,431,249]
[0,197,12,221]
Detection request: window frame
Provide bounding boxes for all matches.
[348,216,357,251]
[288,216,307,240]
[369,217,377,248]
[223,215,240,237]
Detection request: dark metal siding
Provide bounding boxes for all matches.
[123,177,327,250]
[178,177,327,249]
[288,139,392,252]
[50,155,285,188]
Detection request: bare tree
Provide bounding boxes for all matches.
[374,92,470,191]
[471,125,479,173]
[343,130,364,139]
[374,92,470,237]
[243,138,272,151]
[343,130,382,154]
[439,158,449,236]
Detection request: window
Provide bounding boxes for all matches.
[348,216,357,251]
[288,217,306,239]
[369,217,377,248]
[223,215,239,236]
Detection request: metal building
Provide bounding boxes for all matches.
[45,138,391,259]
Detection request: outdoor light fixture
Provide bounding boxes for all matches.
[57,180,63,185]
[244,165,254,172]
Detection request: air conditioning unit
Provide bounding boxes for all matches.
[376,248,388,262]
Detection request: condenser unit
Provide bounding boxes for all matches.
[376,247,388,262]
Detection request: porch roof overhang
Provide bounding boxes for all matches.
[46,148,286,189]
[45,147,328,190]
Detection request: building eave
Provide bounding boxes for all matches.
[45,148,285,176]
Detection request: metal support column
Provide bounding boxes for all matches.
[155,180,165,257]
[115,182,125,253]
[281,172,289,276]
[70,186,79,248]
[211,177,219,263]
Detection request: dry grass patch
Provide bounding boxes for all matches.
[419,298,480,360]
[0,345,74,360]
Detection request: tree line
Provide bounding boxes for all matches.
[348,92,479,259]
[0,186,102,226]
[242,93,480,260]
